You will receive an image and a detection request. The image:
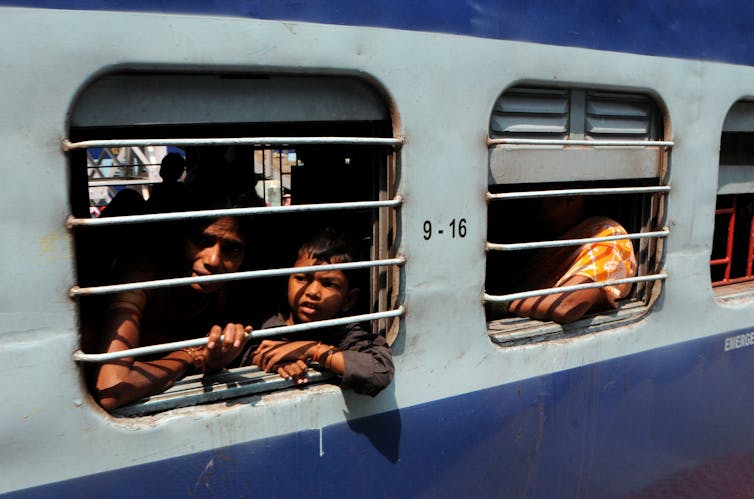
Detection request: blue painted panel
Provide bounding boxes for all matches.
[11,329,754,497]
[2,1,754,67]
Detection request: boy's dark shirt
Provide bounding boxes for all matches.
[241,312,394,396]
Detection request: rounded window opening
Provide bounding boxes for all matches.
[485,84,669,345]
[712,99,754,301]
[67,71,402,416]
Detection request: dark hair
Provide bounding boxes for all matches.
[159,153,186,183]
[298,227,357,262]
[154,186,265,275]
[182,179,264,224]
[296,227,360,286]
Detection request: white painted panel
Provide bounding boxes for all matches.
[585,115,649,135]
[723,101,754,131]
[490,114,568,134]
[718,163,754,193]
[586,99,649,117]
[72,74,388,127]
[489,146,662,184]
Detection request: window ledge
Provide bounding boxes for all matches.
[487,300,648,346]
[112,366,336,417]
[714,281,754,303]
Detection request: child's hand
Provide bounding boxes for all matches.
[252,340,319,372]
[275,360,310,384]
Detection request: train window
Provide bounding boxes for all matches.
[67,72,403,416]
[485,85,669,345]
[712,100,754,299]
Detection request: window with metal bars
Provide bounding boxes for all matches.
[486,85,669,345]
[712,101,754,295]
[67,72,403,415]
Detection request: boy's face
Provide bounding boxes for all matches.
[287,254,359,324]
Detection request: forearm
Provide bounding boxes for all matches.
[339,349,394,395]
[509,294,561,321]
[330,325,394,395]
[308,343,393,394]
[254,337,393,395]
[509,277,603,324]
[95,350,193,410]
[307,343,344,375]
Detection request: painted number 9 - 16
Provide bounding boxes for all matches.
[423,218,467,240]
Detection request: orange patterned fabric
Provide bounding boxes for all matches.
[554,216,637,306]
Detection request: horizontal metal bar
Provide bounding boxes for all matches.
[486,229,669,252]
[88,179,159,187]
[70,257,406,297]
[487,138,674,147]
[709,259,730,266]
[484,273,667,303]
[711,275,754,287]
[73,333,250,363]
[86,167,160,170]
[67,196,403,228]
[248,305,405,341]
[72,306,405,363]
[63,136,404,151]
[488,186,670,201]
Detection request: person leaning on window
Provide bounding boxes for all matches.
[242,228,394,396]
[504,195,637,324]
[93,193,261,411]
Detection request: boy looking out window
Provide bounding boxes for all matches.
[244,228,394,396]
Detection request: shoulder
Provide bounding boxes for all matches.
[111,256,161,283]
[338,322,388,349]
[342,321,371,337]
[261,312,288,329]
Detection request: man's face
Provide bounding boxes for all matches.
[184,217,246,293]
[287,255,358,324]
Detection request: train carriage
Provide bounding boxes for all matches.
[1,1,753,497]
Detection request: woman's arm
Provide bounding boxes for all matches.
[94,307,193,410]
[508,275,604,324]
[94,308,248,410]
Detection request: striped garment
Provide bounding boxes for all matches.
[511,216,637,308]
[553,216,637,306]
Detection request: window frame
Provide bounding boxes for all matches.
[712,100,754,297]
[67,71,405,416]
[485,84,670,345]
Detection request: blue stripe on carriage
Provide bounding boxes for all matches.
[10,328,754,497]
[1,1,754,67]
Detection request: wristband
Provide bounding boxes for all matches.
[319,348,339,370]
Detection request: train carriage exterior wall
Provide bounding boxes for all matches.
[1,2,753,497]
